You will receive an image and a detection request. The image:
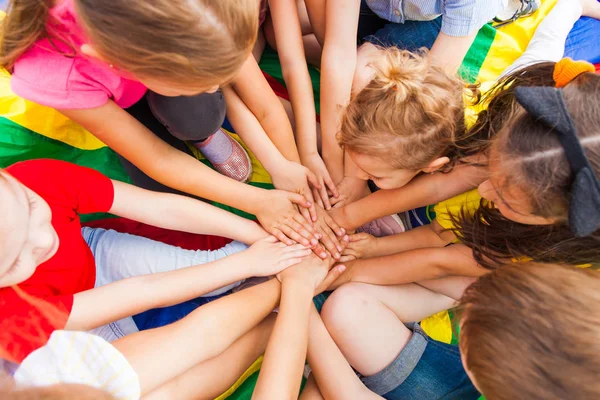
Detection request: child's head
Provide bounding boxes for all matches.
[0,171,57,288]
[1,0,259,96]
[456,65,600,268]
[459,262,600,400]
[339,48,465,189]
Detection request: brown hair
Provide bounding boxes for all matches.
[0,0,258,88]
[339,48,465,170]
[454,65,600,268]
[459,262,600,400]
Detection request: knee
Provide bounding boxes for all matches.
[147,91,226,141]
[321,282,373,333]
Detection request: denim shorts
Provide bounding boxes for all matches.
[359,0,442,51]
[361,323,479,400]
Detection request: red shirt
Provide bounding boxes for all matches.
[0,159,114,362]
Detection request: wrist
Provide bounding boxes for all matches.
[282,276,316,297]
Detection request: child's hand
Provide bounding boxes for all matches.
[246,236,312,277]
[339,232,378,262]
[256,190,320,247]
[330,176,370,208]
[278,253,346,295]
[301,152,339,210]
[271,161,321,223]
[312,206,347,260]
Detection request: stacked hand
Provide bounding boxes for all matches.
[246,236,313,277]
[339,232,378,262]
[277,253,346,295]
[301,152,339,210]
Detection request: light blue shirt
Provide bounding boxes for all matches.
[365,0,505,36]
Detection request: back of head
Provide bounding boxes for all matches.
[1,0,258,88]
[460,263,600,400]
[339,48,465,170]
[455,67,600,268]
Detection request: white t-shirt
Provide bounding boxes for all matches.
[14,331,141,400]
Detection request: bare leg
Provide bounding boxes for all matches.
[143,314,276,400]
[264,7,322,67]
[321,281,457,376]
[299,375,325,400]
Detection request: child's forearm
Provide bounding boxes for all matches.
[230,57,301,163]
[333,165,486,230]
[67,251,256,331]
[307,307,383,400]
[270,0,319,159]
[341,245,484,287]
[115,279,281,396]
[110,181,268,244]
[253,279,314,400]
[60,103,267,216]
[373,222,454,257]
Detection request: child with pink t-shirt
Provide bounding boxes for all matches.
[0,0,346,257]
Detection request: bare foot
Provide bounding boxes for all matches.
[581,0,600,19]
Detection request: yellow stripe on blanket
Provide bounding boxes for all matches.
[215,357,264,400]
[478,0,559,88]
[0,69,107,150]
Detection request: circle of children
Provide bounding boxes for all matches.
[0,0,599,398]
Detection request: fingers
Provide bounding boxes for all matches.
[280,224,313,247]
[338,255,356,262]
[315,264,347,295]
[279,257,304,270]
[330,195,346,208]
[262,235,278,243]
[323,173,339,199]
[290,214,319,245]
[317,225,343,260]
[311,243,329,259]
[269,228,294,246]
[349,232,370,242]
[306,169,321,190]
[325,213,345,237]
[312,187,325,209]
[300,206,314,227]
[288,192,312,210]
[319,181,333,210]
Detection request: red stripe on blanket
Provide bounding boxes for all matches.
[83,218,232,251]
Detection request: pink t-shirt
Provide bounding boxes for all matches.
[11,0,147,110]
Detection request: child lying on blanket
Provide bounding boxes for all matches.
[300,263,600,400]
[2,255,344,400]
[328,0,600,235]
[0,158,314,363]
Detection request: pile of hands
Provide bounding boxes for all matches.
[258,157,373,262]
[249,156,384,291]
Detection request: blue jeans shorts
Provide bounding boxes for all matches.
[361,323,479,400]
[359,0,442,51]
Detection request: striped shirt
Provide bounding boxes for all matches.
[365,0,505,36]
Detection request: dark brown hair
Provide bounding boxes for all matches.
[459,262,600,400]
[454,65,600,269]
[1,0,258,88]
[339,48,465,170]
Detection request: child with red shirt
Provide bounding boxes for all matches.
[0,158,312,363]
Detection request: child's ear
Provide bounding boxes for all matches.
[80,44,108,63]
[422,157,450,173]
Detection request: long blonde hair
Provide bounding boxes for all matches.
[339,48,465,170]
[0,0,258,87]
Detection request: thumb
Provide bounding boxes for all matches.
[315,265,346,295]
[262,235,278,243]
